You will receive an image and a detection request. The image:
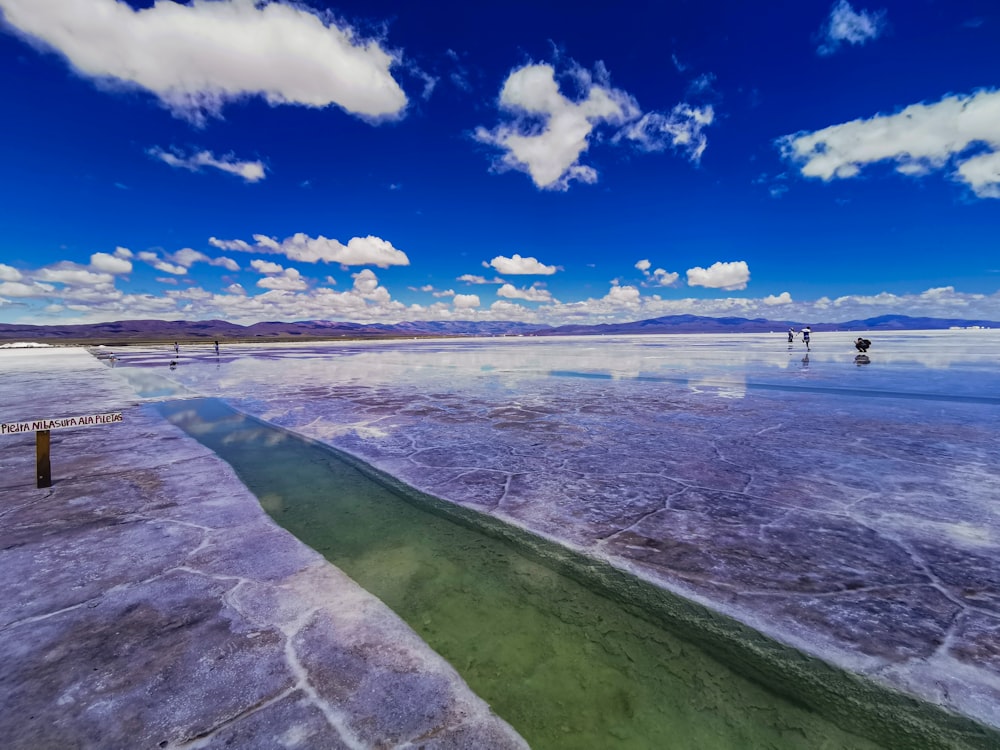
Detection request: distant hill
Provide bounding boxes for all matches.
[532,313,999,336]
[0,318,549,343]
[0,314,994,344]
[533,315,790,336]
[833,314,999,330]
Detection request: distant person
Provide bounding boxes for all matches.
[855,337,871,353]
[801,326,811,350]
[214,340,220,355]
[787,327,796,343]
[174,341,179,355]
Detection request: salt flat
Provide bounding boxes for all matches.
[111,330,1000,733]
[0,347,527,749]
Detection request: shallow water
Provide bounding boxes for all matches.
[156,397,884,750]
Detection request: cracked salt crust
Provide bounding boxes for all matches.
[0,347,528,750]
[113,332,1000,732]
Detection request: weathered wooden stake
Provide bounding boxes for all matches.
[36,429,51,488]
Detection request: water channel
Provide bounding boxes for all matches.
[155,397,886,750]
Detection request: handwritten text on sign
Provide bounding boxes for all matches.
[1,412,123,435]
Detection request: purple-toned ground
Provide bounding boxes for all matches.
[0,347,528,750]
[113,331,1000,730]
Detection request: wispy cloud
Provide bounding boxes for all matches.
[138,251,186,276]
[0,0,407,123]
[445,49,473,92]
[170,247,240,272]
[817,1,887,56]
[458,274,505,285]
[149,147,266,183]
[615,104,714,161]
[779,88,1000,198]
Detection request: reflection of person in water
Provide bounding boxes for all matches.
[855,337,871,352]
[855,354,871,366]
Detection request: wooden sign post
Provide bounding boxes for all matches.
[36,430,51,488]
[1,412,124,488]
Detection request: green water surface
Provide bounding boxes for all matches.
[156,398,884,750]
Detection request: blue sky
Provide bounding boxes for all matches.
[1,0,998,326]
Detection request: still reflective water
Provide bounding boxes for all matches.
[156,397,883,750]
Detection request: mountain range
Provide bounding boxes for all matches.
[0,314,995,344]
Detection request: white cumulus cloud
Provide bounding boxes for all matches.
[955,150,1000,199]
[0,263,24,282]
[763,292,793,306]
[487,253,556,275]
[475,60,716,190]
[89,252,132,275]
[0,0,407,123]
[0,280,54,297]
[817,1,887,56]
[35,264,114,287]
[209,233,409,267]
[779,88,1000,198]
[453,293,480,309]
[686,261,750,291]
[651,269,680,286]
[257,268,307,291]
[496,283,554,302]
[605,283,641,307]
[149,147,266,182]
[473,62,639,190]
[250,259,285,275]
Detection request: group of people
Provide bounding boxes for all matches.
[787,326,812,349]
[786,328,873,356]
[169,340,220,368]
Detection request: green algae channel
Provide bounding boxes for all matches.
[155,399,891,750]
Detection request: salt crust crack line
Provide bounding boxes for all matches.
[708,442,754,494]
[592,485,685,542]
[88,565,366,748]
[754,422,784,437]
[494,471,517,512]
[282,608,368,750]
[0,598,97,632]
[167,685,299,750]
